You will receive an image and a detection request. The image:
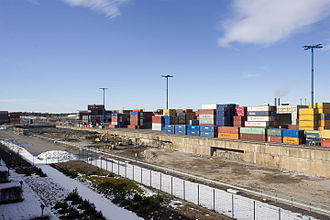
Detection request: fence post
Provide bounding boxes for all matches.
[106,159,108,171]
[232,194,234,219]
[254,201,256,220]
[111,160,114,173]
[100,157,102,169]
[171,176,173,196]
[197,184,200,206]
[160,173,162,191]
[150,170,152,187]
[133,165,135,181]
[183,180,185,201]
[117,160,119,175]
[213,189,215,211]
[279,208,281,220]
[125,162,127,178]
[140,168,143,183]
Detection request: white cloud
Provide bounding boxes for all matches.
[61,0,130,19]
[218,0,330,47]
[243,73,260,79]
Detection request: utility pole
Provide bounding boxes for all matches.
[99,88,108,124]
[161,75,174,109]
[303,44,322,108]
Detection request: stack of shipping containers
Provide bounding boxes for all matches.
[110,113,129,128]
[305,130,321,146]
[316,103,330,130]
[282,130,304,145]
[233,107,247,127]
[321,130,330,147]
[267,128,282,143]
[216,104,236,127]
[277,105,307,127]
[187,124,199,136]
[128,110,153,129]
[152,116,164,131]
[240,127,266,142]
[246,105,276,128]
[299,108,318,131]
[198,108,217,138]
[0,111,9,124]
[175,125,187,135]
[8,112,20,124]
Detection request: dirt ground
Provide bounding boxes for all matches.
[1,126,330,215]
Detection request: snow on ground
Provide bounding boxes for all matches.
[0,161,58,220]
[0,140,142,220]
[37,150,78,163]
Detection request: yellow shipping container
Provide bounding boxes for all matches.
[316,102,330,109]
[298,120,318,126]
[218,133,239,140]
[299,108,317,115]
[299,115,318,121]
[283,137,302,145]
[299,126,317,131]
[321,130,330,138]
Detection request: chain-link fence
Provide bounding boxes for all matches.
[85,157,316,220]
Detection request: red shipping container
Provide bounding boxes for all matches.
[288,125,299,130]
[152,116,164,124]
[133,109,143,112]
[321,138,330,147]
[267,136,282,143]
[240,133,266,142]
[233,116,247,121]
[109,125,117,128]
[233,121,244,127]
[184,109,193,113]
[235,107,247,116]
[218,126,239,134]
[198,109,215,115]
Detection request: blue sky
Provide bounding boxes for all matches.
[1,0,330,113]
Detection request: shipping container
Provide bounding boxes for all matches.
[282,130,304,138]
[200,131,217,138]
[283,137,303,145]
[267,136,282,143]
[240,127,266,135]
[304,130,321,138]
[189,120,199,125]
[187,130,199,136]
[200,126,217,132]
[235,107,247,116]
[299,115,318,121]
[247,106,275,112]
[187,125,200,131]
[306,137,321,146]
[244,121,273,128]
[175,130,186,135]
[247,116,275,122]
[218,133,239,140]
[175,125,186,130]
[267,129,282,137]
[247,111,276,116]
[299,108,317,115]
[321,138,330,147]
[165,129,175,134]
[321,130,330,139]
[218,126,239,134]
[165,125,175,129]
[240,133,266,142]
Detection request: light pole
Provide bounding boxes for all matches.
[303,44,322,108]
[161,75,174,109]
[99,88,108,124]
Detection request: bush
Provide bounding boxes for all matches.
[66,206,80,218]
[54,201,68,210]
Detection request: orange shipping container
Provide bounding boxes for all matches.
[218,132,239,140]
[218,126,239,134]
[283,137,303,145]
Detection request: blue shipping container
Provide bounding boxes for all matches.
[187,125,200,131]
[200,126,217,132]
[200,131,217,138]
[248,111,276,116]
[175,125,186,130]
[187,130,199,136]
[282,130,304,138]
[165,129,175,134]
[189,120,199,125]
[175,130,187,135]
[306,137,321,145]
[165,124,175,129]
[130,112,139,115]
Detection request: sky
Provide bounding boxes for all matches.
[1,0,330,113]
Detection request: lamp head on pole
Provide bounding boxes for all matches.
[303,44,323,50]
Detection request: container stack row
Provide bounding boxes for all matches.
[246,105,277,128]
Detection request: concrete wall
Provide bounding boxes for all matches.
[59,126,330,178]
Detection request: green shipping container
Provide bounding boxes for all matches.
[267,129,282,137]
[240,127,266,135]
[304,130,321,138]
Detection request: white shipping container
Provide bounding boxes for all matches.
[152,123,162,131]
[201,104,219,110]
[247,116,274,122]
[247,106,273,112]
[245,121,271,127]
[199,114,215,119]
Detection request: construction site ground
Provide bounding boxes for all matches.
[1,126,330,216]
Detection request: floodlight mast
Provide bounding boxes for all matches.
[303,44,322,109]
[161,75,174,109]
